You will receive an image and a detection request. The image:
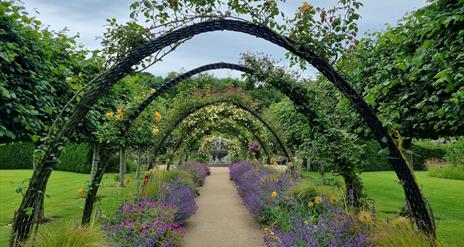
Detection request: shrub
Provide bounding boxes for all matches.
[143,169,196,200]
[360,140,391,171]
[55,143,92,173]
[25,223,108,247]
[103,200,184,246]
[181,162,210,186]
[0,142,34,169]
[106,154,138,173]
[285,179,340,206]
[143,169,198,224]
[0,142,92,172]
[229,161,294,217]
[426,159,464,180]
[444,137,464,165]
[158,183,198,224]
[264,204,370,247]
[360,140,447,171]
[411,142,446,170]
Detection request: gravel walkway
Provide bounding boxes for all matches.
[182,167,264,247]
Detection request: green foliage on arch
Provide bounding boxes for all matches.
[338,0,464,139]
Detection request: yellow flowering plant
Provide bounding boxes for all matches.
[154,112,161,122]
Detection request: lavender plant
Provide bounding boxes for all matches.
[103,200,184,247]
[181,162,210,186]
[158,182,198,224]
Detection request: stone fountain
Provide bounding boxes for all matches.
[209,139,228,164]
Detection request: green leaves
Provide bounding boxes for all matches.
[1,1,101,143]
[23,207,34,217]
[340,0,464,139]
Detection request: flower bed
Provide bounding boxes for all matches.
[104,165,210,246]
[103,200,184,246]
[181,162,211,186]
[229,161,371,247]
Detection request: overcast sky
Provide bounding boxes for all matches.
[24,0,427,78]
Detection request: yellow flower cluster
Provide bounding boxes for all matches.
[358,211,372,223]
[329,195,338,204]
[154,112,161,122]
[105,111,114,118]
[314,195,323,204]
[115,107,125,121]
[299,2,312,13]
[151,125,159,136]
[149,88,157,94]
[271,191,277,199]
[78,188,87,198]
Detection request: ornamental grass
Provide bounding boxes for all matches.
[25,222,108,247]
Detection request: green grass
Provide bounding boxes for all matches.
[0,170,138,246]
[302,171,464,246]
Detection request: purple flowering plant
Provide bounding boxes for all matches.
[158,182,198,224]
[230,161,372,247]
[181,162,210,186]
[103,200,184,247]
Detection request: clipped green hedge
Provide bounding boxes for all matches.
[410,142,446,170]
[0,142,34,169]
[106,154,138,173]
[0,142,92,173]
[55,143,92,173]
[360,140,391,171]
[361,140,447,171]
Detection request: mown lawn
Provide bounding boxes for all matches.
[361,171,464,246]
[303,171,464,246]
[0,170,138,246]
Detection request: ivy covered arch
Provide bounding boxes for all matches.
[12,18,434,244]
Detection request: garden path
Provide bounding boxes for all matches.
[182,167,264,247]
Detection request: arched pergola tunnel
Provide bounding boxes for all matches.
[11,18,435,245]
[152,100,290,157]
[81,66,297,226]
[174,121,270,163]
[168,107,278,163]
[172,121,251,156]
[149,100,290,165]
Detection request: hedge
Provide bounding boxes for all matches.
[55,143,93,173]
[361,140,447,171]
[0,142,34,169]
[0,142,92,173]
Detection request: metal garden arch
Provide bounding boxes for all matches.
[11,18,435,245]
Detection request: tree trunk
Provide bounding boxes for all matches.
[31,146,45,224]
[90,143,100,177]
[135,149,142,179]
[81,149,113,226]
[341,171,363,208]
[119,146,126,187]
